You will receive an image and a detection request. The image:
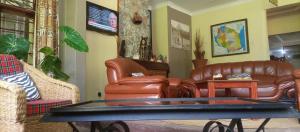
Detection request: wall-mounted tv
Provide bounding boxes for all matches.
[86,1,118,35]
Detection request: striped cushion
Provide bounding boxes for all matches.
[1,72,40,101]
[0,54,23,75]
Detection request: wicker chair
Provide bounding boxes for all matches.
[0,60,80,132]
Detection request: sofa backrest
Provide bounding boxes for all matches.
[191,60,294,81]
[105,58,149,84]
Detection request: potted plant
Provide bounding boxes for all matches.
[193,29,207,69]
[39,26,88,81]
[0,34,30,60]
[0,26,88,81]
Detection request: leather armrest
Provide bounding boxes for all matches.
[118,75,167,84]
[293,69,300,78]
[293,69,300,111]
[181,79,201,90]
[168,78,181,86]
[275,75,294,84]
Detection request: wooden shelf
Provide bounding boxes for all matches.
[0,3,35,18]
[133,59,170,77]
[267,3,300,17]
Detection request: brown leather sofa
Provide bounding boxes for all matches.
[105,58,182,100]
[185,60,296,101]
[293,69,300,110]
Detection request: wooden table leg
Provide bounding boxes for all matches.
[250,82,258,99]
[195,87,201,98]
[208,82,215,98]
[225,88,231,97]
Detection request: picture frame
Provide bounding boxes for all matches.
[210,19,249,57]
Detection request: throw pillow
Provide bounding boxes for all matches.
[226,73,252,80]
[131,72,144,77]
[0,72,41,101]
[0,54,23,76]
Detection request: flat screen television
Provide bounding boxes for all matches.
[86,1,118,35]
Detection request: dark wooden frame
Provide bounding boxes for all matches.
[147,9,153,59]
[0,1,35,63]
[0,2,35,18]
[210,18,250,57]
[86,1,119,35]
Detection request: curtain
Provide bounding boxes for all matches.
[35,0,58,65]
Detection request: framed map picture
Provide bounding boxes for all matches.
[210,19,249,57]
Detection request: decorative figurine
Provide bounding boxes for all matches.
[139,37,148,60]
[132,12,143,25]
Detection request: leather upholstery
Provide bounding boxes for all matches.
[105,58,181,100]
[293,69,300,110]
[190,61,295,101]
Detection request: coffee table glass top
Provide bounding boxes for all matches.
[50,97,290,113]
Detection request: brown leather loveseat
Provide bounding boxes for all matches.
[188,60,296,101]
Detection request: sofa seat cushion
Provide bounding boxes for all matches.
[105,84,163,94]
[27,100,72,116]
[200,89,227,97]
[252,75,276,85]
[230,84,278,97]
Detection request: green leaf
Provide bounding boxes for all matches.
[59,26,89,52]
[0,34,30,60]
[39,47,55,56]
[40,54,69,81]
[40,55,60,73]
[52,68,70,81]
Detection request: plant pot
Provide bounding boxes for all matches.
[192,59,207,69]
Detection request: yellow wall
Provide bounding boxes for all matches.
[152,6,169,58]
[268,13,300,35]
[192,0,270,64]
[86,0,118,100]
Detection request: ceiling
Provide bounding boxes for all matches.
[150,0,245,13]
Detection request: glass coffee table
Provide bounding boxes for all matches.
[42,97,299,132]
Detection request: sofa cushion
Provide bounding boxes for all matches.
[1,72,41,101]
[27,100,72,116]
[231,85,277,97]
[0,54,23,76]
[252,75,276,86]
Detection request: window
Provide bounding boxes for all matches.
[0,0,35,64]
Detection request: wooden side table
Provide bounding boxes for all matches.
[207,80,258,99]
[133,59,169,77]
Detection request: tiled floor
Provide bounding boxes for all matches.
[77,118,300,132]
